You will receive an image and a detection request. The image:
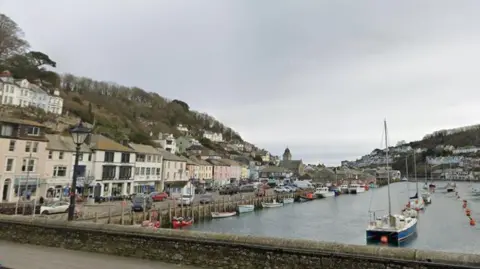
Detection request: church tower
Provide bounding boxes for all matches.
[283,147,292,161]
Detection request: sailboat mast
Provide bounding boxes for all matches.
[414,151,418,193]
[384,120,392,217]
[405,156,408,179]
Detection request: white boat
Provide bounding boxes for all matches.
[348,184,365,194]
[340,184,349,193]
[314,187,335,198]
[211,211,237,218]
[471,187,480,196]
[402,207,418,218]
[408,152,425,211]
[446,182,456,192]
[262,199,283,208]
[366,120,418,244]
[237,204,254,214]
[282,198,294,204]
[421,192,432,204]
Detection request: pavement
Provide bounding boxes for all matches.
[0,241,201,269]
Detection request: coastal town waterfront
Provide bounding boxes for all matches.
[191,182,480,254]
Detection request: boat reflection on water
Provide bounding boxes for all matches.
[366,233,418,248]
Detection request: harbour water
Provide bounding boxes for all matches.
[191,182,480,254]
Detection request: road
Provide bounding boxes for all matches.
[0,241,201,269]
[44,189,276,221]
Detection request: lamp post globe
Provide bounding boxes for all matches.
[68,122,92,221]
[70,122,91,145]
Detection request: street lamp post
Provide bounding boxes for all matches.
[68,122,92,221]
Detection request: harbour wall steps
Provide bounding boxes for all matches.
[0,215,479,269]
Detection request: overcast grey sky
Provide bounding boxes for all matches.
[2,0,480,165]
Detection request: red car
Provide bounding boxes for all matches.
[150,192,168,202]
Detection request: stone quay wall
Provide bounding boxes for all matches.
[0,215,479,269]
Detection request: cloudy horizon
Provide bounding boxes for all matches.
[2,0,480,165]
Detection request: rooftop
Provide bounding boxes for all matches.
[128,143,160,155]
[45,134,91,152]
[0,118,45,127]
[158,149,185,162]
[88,134,134,152]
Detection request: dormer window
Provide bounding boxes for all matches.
[26,126,40,136]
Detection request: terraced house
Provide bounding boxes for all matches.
[129,143,163,194]
[159,150,194,197]
[220,159,242,182]
[0,118,48,202]
[44,134,92,198]
[190,157,213,184]
[208,159,230,186]
[87,135,136,197]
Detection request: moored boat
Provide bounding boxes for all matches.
[211,211,237,218]
[314,187,335,198]
[172,216,194,229]
[369,183,378,188]
[421,192,432,204]
[262,199,283,208]
[340,184,349,194]
[282,198,294,204]
[471,187,480,196]
[366,120,417,245]
[446,182,456,192]
[348,183,365,194]
[409,193,425,211]
[237,204,254,214]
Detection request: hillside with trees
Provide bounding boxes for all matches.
[0,13,243,145]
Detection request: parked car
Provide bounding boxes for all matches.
[175,195,195,206]
[274,186,288,193]
[149,192,168,202]
[40,201,70,215]
[219,185,240,195]
[131,195,153,212]
[239,185,255,193]
[198,193,214,204]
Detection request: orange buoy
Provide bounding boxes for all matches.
[470,219,476,226]
[380,236,388,244]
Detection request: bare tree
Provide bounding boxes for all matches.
[82,175,95,198]
[0,13,29,61]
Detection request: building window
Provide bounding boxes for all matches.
[135,167,140,175]
[121,153,130,163]
[88,153,92,161]
[26,126,40,136]
[136,154,145,162]
[146,168,151,175]
[8,140,15,151]
[25,141,31,152]
[32,142,38,153]
[21,158,35,172]
[147,155,151,162]
[48,151,53,159]
[119,166,132,179]
[1,125,13,136]
[59,152,64,160]
[140,167,145,175]
[156,168,161,175]
[53,166,67,177]
[5,158,14,172]
[104,152,114,162]
[101,165,116,180]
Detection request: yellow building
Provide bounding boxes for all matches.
[241,165,249,179]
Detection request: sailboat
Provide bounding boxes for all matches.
[402,156,418,218]
[408,152,425,211]
[421,165,432,204]
[366,120,418,244]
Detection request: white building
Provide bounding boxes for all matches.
[44,134,93,198]
[158,149,193,196]
[129,143,163,193]
[87,135,136,197]
[0,71,63,115]
[453,147,480,155]
[203,131,223,142]
[153,133,176,154]
[177,124,189,133]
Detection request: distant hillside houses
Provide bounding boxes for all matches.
[424,124,480,139]
[203,131,223,142]
[426,156,463,165]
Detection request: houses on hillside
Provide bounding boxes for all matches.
[0,71,63,115]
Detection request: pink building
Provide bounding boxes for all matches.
[207,159,230,186]
[220,159,241,181]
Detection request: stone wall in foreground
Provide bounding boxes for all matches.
[0,215,479,269]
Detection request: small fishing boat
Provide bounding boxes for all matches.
[211,211,237,218]
[402,207,418,218]
[282,198,294,204]
[471,187,480,196]
[369,183,378,188]
[421,192,432,204]
[446,182,456,193]
[172,216,194,229]
[348,183,365,194]
[237,204,254,213]
[409,193,425,211]
[329,186,341,196]
[262,199,283,208]
[314,187,335,198]
[340,184,349,194]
